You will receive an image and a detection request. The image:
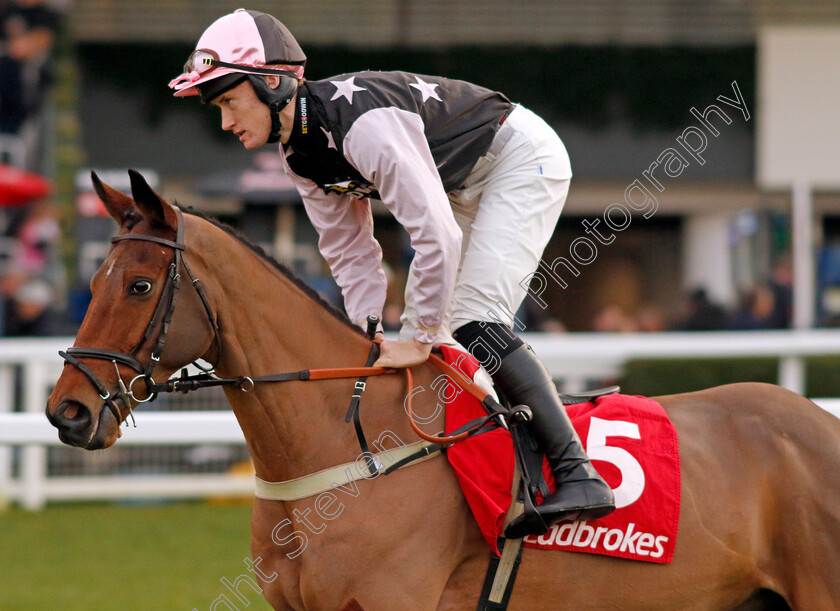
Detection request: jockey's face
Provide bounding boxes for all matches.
[211,79,297,148]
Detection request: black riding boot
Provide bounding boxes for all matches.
[492,344,615,539]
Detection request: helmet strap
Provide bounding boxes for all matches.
[248,75,298,144]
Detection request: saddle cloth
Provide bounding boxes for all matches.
[439,346,681,564]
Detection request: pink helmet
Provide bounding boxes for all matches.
[169,8,306,103]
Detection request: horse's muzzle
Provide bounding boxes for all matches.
[47,400,109,449]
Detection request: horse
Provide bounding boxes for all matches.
[46,170,840,610]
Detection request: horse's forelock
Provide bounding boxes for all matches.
[123,209,142,230]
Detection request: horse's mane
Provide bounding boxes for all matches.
[178,204,365,338]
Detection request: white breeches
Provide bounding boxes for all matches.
[399,104,572,345]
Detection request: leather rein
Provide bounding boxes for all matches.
[58,206,512,448]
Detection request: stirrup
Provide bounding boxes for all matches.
[503,504,550,540]
[503,493,615,539]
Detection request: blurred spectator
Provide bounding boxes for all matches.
[673,287,727,331]
[382,302,402,332]
[537,317,566,333]
[766,253,792,329]
[636,303,669,332]
[591,304,637,333]
[7,196,57,272]
[2,275,58,335]
[0,0,60,168]
[0,195,62,336]
[728,254,793,331]
[727,283,775,330]
[516,296,566,332]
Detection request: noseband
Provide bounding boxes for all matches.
[59,207,219,426]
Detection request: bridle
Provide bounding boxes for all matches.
[59,206,219,426]
[58,205,519,454]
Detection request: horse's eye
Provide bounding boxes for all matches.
[130,279,153,295]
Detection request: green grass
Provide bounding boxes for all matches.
[0,501,273,610]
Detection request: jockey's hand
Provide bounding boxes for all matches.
[374,338,433,368]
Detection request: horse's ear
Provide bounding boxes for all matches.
[91,171,136,227]
[128,169,178,231]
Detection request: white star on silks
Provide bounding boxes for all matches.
[409,77,442,103]
[329,76,367,104]
[321,126,337,150]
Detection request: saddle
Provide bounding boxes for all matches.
[559,386,621,405]
[424,344,620,610]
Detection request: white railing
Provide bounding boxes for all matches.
[0,338,252,510]
[525,329,840,395]
[3,331,840,510]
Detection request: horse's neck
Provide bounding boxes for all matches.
[192,219,375,481]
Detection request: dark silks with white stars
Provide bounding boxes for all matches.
[283,71,513,197]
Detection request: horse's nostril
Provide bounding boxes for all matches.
[55,400,92,434]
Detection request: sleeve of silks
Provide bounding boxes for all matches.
[343,108,462,344]
[281,156,388,330]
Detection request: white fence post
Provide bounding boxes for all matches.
[0,364,13,508]
[779,356,806,395]
[792,180,815,330]
[21,358,48,510]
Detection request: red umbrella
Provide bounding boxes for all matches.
[0,163,51,206]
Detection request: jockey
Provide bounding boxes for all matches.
[169,8,614,538]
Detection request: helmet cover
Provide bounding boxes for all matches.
[169,8,305,99]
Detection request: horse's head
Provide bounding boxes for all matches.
[46,170,218,449]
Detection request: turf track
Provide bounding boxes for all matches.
[0,501,273,610]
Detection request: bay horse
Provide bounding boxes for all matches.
[47,170,840,610]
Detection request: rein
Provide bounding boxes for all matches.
[59,206,514,450]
